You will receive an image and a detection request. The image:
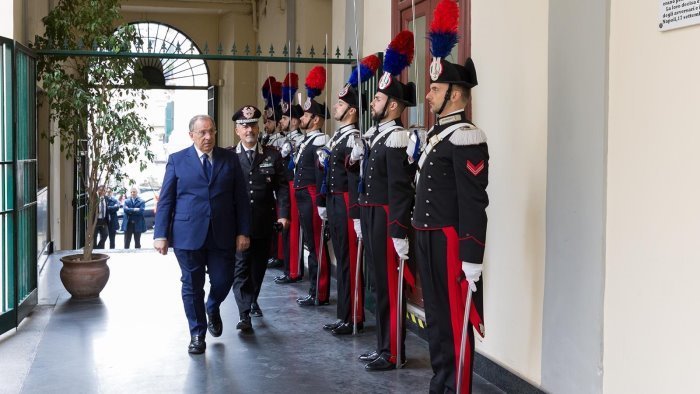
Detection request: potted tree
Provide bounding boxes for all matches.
[34,0,154,298]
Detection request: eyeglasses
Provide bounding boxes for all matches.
[191,129,217,137]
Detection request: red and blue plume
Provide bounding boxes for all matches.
[271,81,282,106]
[305,66,326,99]
[282,73,298,103]
[429,0,459,58]
[383,30,414,76]
[348,54,381,87]
[262,76,277,107]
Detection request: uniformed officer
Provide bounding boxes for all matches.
[228,105,290,322]
[274,72,307,284]
[354,31,418,371]
[412,2,488,391]
[294,66,331,306]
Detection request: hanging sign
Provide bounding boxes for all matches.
[659,0,700,31]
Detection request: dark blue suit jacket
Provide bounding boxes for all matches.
[154,145,251,250]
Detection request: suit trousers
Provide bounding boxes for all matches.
[94,219,109,249]
[360,205,406,362]
[124,221,141,249]
[237,236,272,304]
[415,229,475,394]
[174,225,241,336]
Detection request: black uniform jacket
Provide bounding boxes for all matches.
[283,129,306,182]
[292,130,329,207]
[358,119,414,239]
[228,142,290,239]
[326,123,361,219]
[412,110,489,263]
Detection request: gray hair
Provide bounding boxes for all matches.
[189,115,217,132]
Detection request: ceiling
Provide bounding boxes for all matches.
[120,0,253,15]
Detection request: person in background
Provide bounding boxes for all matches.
[105,187,120,249]
[122,186,146,249]
[94,185,109,249]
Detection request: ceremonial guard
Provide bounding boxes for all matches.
[412,1,488,392]
[320,55,380,335]
[274,72,307,284]
[261,77,287,268]
[355,31,417,371]
[228,105,290,320]
[261,77,286,150]
[294,66,331,306]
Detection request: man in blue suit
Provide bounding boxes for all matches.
[154,114,251,355]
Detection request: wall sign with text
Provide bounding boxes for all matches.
[659,0,700,31]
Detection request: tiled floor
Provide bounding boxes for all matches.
[0,250,505,394]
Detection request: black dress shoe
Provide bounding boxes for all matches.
[296,295,329,306]
[365,355,396,371]
[250,303,263,317]
[236,314,253,332]
[358,350,380,362]
[332,322,363,335]
[323,319,343,330]
[188,335,206,354]
[275,274,300,284]
[207,311,223,337]
[267,258,283,268]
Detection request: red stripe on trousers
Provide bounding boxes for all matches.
[443,226,481,394]
[343,192,363,322]
[288,181,301,280]
[308,185,330,300]
[381,205,400,362]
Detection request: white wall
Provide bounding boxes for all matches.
[604,1,700,392]
[471,0,549,386]
[1,0,14,38]
[362,0,390,56]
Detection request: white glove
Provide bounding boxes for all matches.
[392,237,409,260]
[317,147,330,168]
[350,137,366,163]
[405,128,425,164]
[461,262,482,293]
[317,206,327,221]
[353,219,362,240]
[280,141,292,158]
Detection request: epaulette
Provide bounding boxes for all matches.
[384,129,409,148]
[313,134,329,146]
[449,126,487,146]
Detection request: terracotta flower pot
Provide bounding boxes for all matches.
[59,253,110,299]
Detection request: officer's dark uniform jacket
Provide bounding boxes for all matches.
[358,119,414,238]
[412,110,489,264]
[228,142,290,238]
[292,129,329,207]
[327,123,361,218]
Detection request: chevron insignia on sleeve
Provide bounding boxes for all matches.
[466,160,485,176]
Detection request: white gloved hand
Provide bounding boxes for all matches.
[350,137,366,163]
[461,262,482,293]
[353,219,362,240]
[317,147,330,168]
[317,206,327,221]
[392,237,409,260]
[405,128,425,164]
[280,141,293,158]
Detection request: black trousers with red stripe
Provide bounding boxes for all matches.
[360,205,406,361]
[415,228,475,394]
[328,193,364,323]
[295,187,330,302]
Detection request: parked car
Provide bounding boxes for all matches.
[116,190,158,232]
